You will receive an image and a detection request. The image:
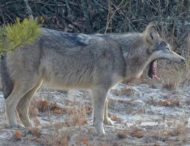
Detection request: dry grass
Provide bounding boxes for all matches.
[147,98,180,107]
[14,130,24,140]
[33,99,67,114]
[158,33,190,89]
[111,87,135,96]
[130,128,144,138]
[146,121,189,142]
[158,63,185,90]
[28,127,41,138]
[64,106,88,127]
[110,114,122,123]
[162,81,178,90]
[8,91,190,146]
[27,98,90,146]
[30,98,90,128]
[40,132,70,146]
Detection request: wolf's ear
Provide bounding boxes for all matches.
[144,22,160,44]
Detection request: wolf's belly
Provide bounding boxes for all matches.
[43,72,95,90]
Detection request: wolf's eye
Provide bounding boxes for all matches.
[155,41,168,51]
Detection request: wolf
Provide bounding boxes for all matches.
[0,23,185,135]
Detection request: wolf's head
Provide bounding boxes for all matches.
[143,22,185,79]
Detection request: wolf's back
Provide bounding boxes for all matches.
[0,55,13,99]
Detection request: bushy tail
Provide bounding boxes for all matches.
[0,55,13,99]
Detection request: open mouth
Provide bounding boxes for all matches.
[148,60,160,80]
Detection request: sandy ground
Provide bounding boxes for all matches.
[0,82,190,146]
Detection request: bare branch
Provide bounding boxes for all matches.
[23,0,33,19]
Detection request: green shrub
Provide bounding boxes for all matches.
[0,18,41,54]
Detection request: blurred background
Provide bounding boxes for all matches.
[0,0,189,53]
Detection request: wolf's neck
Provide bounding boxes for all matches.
[109,33,144,53]
[109,33,149,80]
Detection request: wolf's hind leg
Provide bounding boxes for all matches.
[103,98,113,125]
[17,80,43,127]
[5,77,40,128]
[5,84,33,128]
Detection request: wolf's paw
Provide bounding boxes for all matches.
[96,127,105,136]
[94,123,105,136]
[104,117,113,125]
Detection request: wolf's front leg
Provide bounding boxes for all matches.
[91,87,108,135]
[104,98,113,125]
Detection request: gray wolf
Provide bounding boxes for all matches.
[0,23,185,135]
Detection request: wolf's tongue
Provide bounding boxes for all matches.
[148,61,160,80]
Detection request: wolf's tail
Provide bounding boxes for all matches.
[0,55,13,99]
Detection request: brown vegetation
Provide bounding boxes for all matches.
[148,98,180,107]
[14,130,24,140]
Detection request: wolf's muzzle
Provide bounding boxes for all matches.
[180,58,186,64]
